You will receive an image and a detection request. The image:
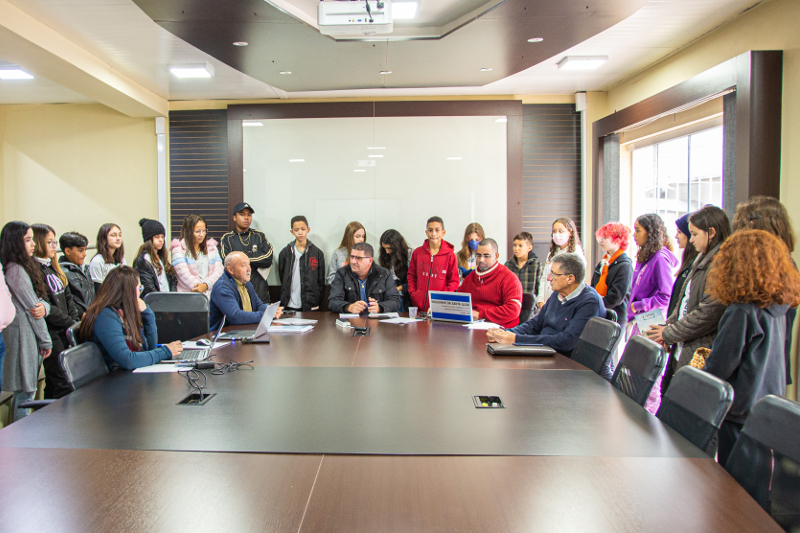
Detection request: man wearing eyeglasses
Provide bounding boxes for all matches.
[458,239,523,328]
[328,243,402,314]
[486,252,605,357]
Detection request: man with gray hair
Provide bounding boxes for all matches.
[209,251,270,331]
[328,242,402,314]
[458,238,523,328]
[487,252,605,357]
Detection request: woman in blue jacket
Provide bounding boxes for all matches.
[79,266,182,369]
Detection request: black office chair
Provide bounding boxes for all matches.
[725,395,800,531]
[144,292,209,344]
[519,292,535,323]
[570,317,621,380]
[656,366,733,455]
[66,321,82,348]
[610,335,667,407]
[605,309,617,323]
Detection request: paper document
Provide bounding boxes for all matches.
[379,317,423,325]
[464,322,501,330]
[634,309,666,333]
[339,313,359,319]
[369,312,399,319]
[181,341,231,350]
[133,364,190,373]
[268,325,313,334]
[272,318,318,325]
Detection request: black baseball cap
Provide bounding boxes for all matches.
[233,202,255,214]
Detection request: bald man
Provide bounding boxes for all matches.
[209,251,269,331]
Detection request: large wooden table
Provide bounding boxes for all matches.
[0,312,782,532]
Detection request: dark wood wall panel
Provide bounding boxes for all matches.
[169,110,229,241]
[521,104,581,254]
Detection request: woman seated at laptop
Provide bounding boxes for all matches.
[79,266,182,369]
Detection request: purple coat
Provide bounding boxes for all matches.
[628,247,677,323]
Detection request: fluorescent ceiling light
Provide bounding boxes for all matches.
[0,69,34,80]
[242,121,263,127]
[280,71,292,75]
[392,2,418,19]
[354,169,366,172]
[446,157,462,160]
[289,159,305,162]
[379,70,392,75]
[368,154,384,158]
[367,147,385,150]
[170,63,215,78]
[480,67,492,72]
[233,42,248,46]
[557,56,608,70]
[527,37,543,43]
[495,117,508,123]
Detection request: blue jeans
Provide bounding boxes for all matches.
[11,391,36,423]
[0,331,5,388]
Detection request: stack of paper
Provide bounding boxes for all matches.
[272,318,318,325]
[267,325,313,334]
[379,317,422,325]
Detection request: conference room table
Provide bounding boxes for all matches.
[0,312,783,532]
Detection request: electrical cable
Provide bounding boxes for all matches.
[211,360,255,376]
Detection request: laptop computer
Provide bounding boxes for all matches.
[428,291,474,323]
[168,316,226,363]
[218,301,280,342]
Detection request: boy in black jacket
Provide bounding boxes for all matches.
[278,216,326,311]
[58,231,95,315]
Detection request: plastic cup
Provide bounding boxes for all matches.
[409,307,419,319]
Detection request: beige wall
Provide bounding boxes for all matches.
[0,103,158,253]
[601,0,800,398]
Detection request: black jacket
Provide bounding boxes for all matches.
[134,253,177,298]
[58,257,95,315]
[219,228,274,303]
[667,257,694,318]
[278,241,326,310]
[590,252,633,328]
[705,303,788,424]
[328,264,402,313]
[37,260,81,354]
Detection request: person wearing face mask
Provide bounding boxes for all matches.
[456,223,485,283]
[535,218,585,311]
[458,239,523,328]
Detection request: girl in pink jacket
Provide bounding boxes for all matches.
[170,215,223,298]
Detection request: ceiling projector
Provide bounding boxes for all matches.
[318,0,393,37]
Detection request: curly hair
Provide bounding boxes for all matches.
[707,229,800,308]
[635,214,673,264]
[595,222,631,251]
[548,217,582,260]
[732,196,795,253]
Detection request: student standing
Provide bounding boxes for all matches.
[505,231,542,295]
[0,262,15,388]
[327,221,366,284]
[703,230,800,466]
[89,223,125,291]
[407,216,459,312]
[134,218,176,298]
[171,214,223,298]
[79,266,182,370]
[0,221,52,422]
[58,232,95,315]
[379,229,412,311]
[536,218,585,310]
[219,202,274,303]
[32,223,80,399]
[456,222,485,283]
[278,216,326,311]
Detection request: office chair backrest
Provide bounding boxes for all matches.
[144,292,210,344]
[570,317,621,377]
[611,335,667,406]
[605,309,618,323]
[656,366,733,454]
[66,321,82,348]
[519,292,535,323]
[725,395,800,530]
[58,342,109,391]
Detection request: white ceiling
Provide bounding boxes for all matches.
[0,0,762,105]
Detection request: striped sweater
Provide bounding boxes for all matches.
[170,238,223,297]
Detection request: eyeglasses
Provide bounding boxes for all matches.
[549,271,570,278]
[46,241,58,248]
[349,255,371,262]
[194,229,208,235]
[474,254,495,260]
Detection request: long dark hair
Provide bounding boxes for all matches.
[79,266,143,345]
[379,229,411,282]
[689,205,731,253]
[95,223,124,264]
[135,239,174,276]
[635,214,673,264]
[180,214,208,260]
[678,231,699,274]
[731,196,795,253]
[0,221,48,298]
[548,217,582,260]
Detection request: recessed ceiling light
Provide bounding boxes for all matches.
[279,71,292,75]
[170,63,214,78]
[379,70,392,75]
[354,169,366,172]
[289,159,305,162]
[368,154,384,158]
[0,69,34,80]
[480,68,492,72]
[392,2,418,19]
[447,157,462,160]
[495,117,508,123]
[233,42,248,46]
[527,37,544,43]
[557,55,609,70]
[367,147,385,150]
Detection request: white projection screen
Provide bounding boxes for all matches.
[243,116,507,285]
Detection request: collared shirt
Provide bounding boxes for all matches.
[358,268,372,303]
[235,278,252,312]
[288,244,303,309]
[557,283,585,304]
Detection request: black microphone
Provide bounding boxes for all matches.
[423,254,433,312]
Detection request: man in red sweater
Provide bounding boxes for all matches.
[408,217,460,312]
[459,239,523,328]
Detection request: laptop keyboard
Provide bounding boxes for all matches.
[221,330,256,339]
[179,349,210,361]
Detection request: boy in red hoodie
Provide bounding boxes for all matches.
[408,217,460,311]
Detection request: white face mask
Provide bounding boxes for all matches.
[552,233,570,247]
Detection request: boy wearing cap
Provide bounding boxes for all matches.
[219,202,274,303]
